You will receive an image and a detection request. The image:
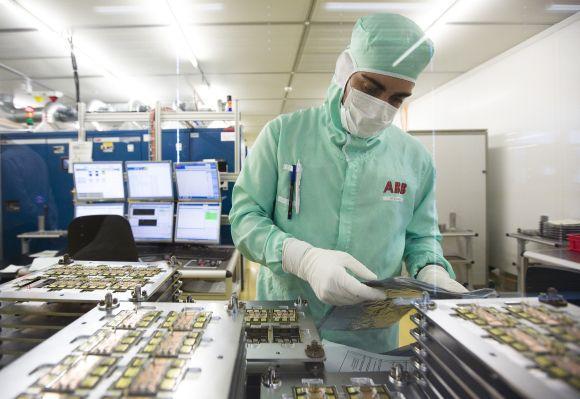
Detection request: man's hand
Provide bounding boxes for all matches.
[416,264,468,293]
[282,238,386,306]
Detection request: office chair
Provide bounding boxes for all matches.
[67,215,139,262]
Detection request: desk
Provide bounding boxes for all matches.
[442,230,478,289]
[507,232,566,294]
[16,230,67,255]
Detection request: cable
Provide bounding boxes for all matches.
[68,35,80,103]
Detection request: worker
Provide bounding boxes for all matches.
[229,13,466,353]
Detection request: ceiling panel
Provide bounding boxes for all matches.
[1,57,104,79]
[239,99,282,115]
[73,26,198,76]
[312,0,573,26]
[447,0,576,24]
[429,23,549,72]
[0,31,69,59]
[282,99,324,114]
[297,52,339,73]
[16,0,164,28]
[187,24,303,73]
[173,0,311,23]
[288,73,332,99]
[304,24,352,54]
[312,0,450,27]
[204,73,290,99]
[16,0,311,28]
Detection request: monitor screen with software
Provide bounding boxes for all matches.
[175,162,220,201]
[175,202,221,244]
[73,162,125,201]
[126,161,174,200]
[74,203,125,218]
[128,202,174,242]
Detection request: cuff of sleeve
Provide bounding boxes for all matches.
[406,251,455,279]
[263,228,293,275]
[282,238,312,276]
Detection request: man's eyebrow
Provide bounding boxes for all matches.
[392,91,412,98]
[360,73,385,90]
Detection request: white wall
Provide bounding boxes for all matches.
[407,14,580,275]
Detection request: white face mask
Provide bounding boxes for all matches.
[340,85,399,138]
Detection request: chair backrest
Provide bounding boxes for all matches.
[67,215,139,262]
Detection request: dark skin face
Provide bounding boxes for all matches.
[342,71,415,108]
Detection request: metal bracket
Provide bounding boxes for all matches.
[388,363,409,387]
[294,296,308,308]
[227,293,243,314]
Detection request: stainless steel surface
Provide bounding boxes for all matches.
[244,300,324,368]
[0,260,175,303]
[523,249,580,272]
[0,301,245,399]
[414,297,580,399]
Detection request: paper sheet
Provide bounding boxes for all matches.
[323,340,411,373]
[30,257,60,272]
[68,141,93,172]
[0,265,26,274]
[30,250,59,258]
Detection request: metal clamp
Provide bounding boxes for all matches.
[131,284,147,303]
[98,292,119,311]
[388,363,408,387]
[58,254,74,265]
[227,293,243,314]
[414,292,436,311]
[305,340,325,359]
[294,296,308,308]
[261,366,281,389]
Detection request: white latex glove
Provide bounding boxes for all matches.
[282,238,386,306]
[416,264,468,293]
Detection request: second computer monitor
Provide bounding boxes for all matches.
[175,161,220,201]
[126,161,174,200]
[74,203,125,218]
[175,202,221,244]
[128,202,174,242]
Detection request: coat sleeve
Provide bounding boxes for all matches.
[403,159,455,279]
[229,118,292,275]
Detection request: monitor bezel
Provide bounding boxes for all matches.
[125,160,175,200]
[127,201,175,243]
[174,161,221,202]
[174,202,221,245]
[72,161,126,202]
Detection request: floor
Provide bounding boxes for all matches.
[239,260,416,348]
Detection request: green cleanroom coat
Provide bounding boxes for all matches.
[229,84,454,353]
[230,13,453,354]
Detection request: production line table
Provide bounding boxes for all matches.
[520,248,580,294]
[507,231,568,294]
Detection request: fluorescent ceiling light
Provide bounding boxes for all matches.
[0,0,155,104]
[546,4,580,12]
[193,3,223,12]
[392,0,460,67]
[325,2,428,11]
[164,0,199,69]
[94,5,146,14]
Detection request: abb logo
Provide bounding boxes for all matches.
[383,180,407,195]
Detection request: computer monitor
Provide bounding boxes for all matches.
[175,202,221,244]
[128,202,174,242]
[175,162,220,201]
[126,161,174,200]
[74,203,125,218]
[73,162,125,201]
